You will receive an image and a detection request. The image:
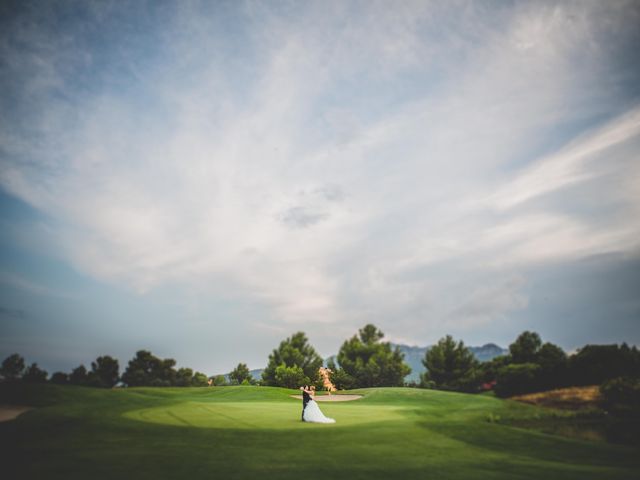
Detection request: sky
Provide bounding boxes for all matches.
[1,0,639,376]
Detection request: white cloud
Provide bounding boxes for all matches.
[1,0,639,347]
[488,106,640,211]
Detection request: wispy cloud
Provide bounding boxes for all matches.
[488,106,640,211]
[1,0,639,357]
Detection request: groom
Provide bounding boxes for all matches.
[300,385,311,421]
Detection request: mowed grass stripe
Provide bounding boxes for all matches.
[195,403,259,429]
[124,400,407,430]
[164,410,192,427]
[1,384,639,480]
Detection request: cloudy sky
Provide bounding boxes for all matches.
[1,0,639,375]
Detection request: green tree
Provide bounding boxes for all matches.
[176,368,194,387]
[90,355,119,388]
[1,353,25,381]
[69,365,88,385]
[569,344,640,385]
[494,363,541,397]
[601,377,640,417]
[478,355,511,384]
[212,374,227,386]
[422,335,478,391]
[192,371,209,387]
[509,331,542,364]
[335,324,411,388]
[121,350,177,387]
[536,342,567,389]
[22,363,47,383]
[156,358,177,386]
[262,332,322,387]
[274,364,307,389]
[229,363,252,385]
[50,372,69,384]
[327,358,355,390]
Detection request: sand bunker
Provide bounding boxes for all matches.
[290,394,362,402]
[0,405,32,422]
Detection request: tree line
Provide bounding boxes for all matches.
[422,331,640,397]
[2,325,639,402]
[260,325,410,389]
[0,348,260,388]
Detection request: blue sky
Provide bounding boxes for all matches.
[1,0,639,375]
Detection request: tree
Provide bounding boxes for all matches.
[50,372,69,384]
[327,359,355,390]
[536,342,568,389]
[569,344,640,386]
[422,335,478,391]
[192,372,209,387]
[509,331,542,364]
[90,356,119,388]
[262,332,323,387]
[121,350,177,387]
[1,353,25,381]
[22,363,47,383]
[69,365,88,385]
[155,358,177,386]
[212,374,227,386]
[601,377,640,417]
[478,355,511,384]
[274,365,307,389]
[229,363,252,385]
[176,368,194,387]
[335,324,411,388]
[494,363,541,397]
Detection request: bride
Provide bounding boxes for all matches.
[303,386,336,424]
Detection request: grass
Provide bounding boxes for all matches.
[508,386,639,446]
[1,383,639,479]
[512,386,602,410]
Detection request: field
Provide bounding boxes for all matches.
[1,384,638,479]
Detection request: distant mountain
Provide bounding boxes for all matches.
[391,343,508,383]
[226,343,507,384]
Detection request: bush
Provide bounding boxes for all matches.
[601,377,640,417]
[494,363,541,397]
[274,365,308,389]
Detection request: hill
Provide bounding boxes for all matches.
[394,343,508,382]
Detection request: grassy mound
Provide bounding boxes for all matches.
[1,383,638,479]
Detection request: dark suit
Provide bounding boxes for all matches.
[302,390,311,421]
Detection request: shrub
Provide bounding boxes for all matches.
[274,364,308,389]
[601,377,640,417]
[494,363,541,397]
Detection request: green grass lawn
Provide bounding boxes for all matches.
[1,384,638,479]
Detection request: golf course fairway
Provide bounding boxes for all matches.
[1,384,638,479]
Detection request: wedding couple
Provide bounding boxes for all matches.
[300,385,335,423]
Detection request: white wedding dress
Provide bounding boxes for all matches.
[303,399,336,423]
